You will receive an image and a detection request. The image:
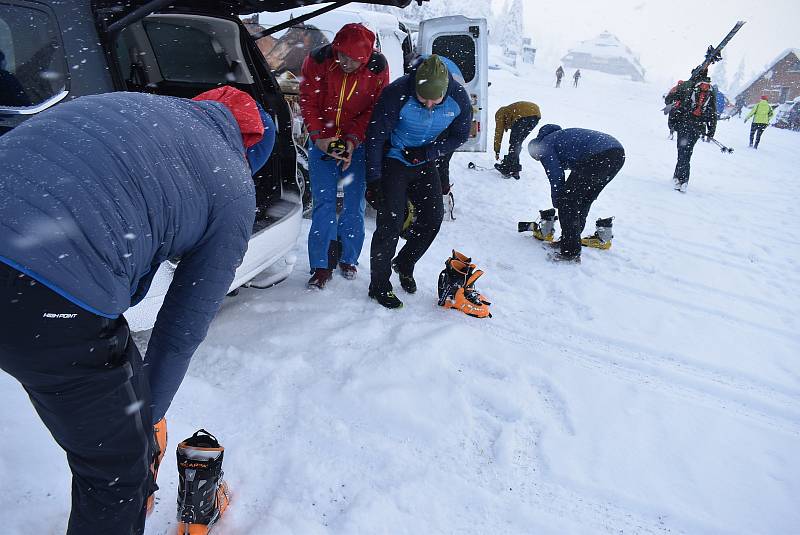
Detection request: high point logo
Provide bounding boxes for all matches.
[42,313,78,319]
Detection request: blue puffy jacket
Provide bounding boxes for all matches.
[365,71,472,182]
[530,126,623,206]
[0,92,257,421]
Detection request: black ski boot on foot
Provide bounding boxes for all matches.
[176,430,230,535]
[391,260,417,294]
[369,287,403,309]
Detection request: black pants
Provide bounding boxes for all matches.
[558,148,625,257]
[0,263,153,535]
[370,158,444,291]
[749,123,767,148]
[673,121,703,183]
[501,115,540,173]
[435,150,454,194]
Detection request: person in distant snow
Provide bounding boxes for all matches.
[555,65,565,88]
[299,23,390,289]
[744,95,774,149]
[493,101,541,179]
[528,124,625,262]
[0,86,275,535]
[664,69,717,192]
[573,69,581,87]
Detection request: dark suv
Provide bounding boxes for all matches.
[0,0,419,329]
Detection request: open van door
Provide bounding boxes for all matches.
[418,16,488,152]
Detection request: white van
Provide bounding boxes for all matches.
[418,16,489,152]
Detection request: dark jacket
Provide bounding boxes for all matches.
[365,71,471,183]
[531,126,623,206]
[665,79,718,137]
[0,92,256,421]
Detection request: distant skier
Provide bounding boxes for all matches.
[573,69,581,87]
[555,65,565,87]
[744,95,774,149]
[664,70,718,192]
[494,101,541,179]
[527,125,625,262]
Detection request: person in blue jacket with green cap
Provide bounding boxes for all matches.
[365,54,472,308]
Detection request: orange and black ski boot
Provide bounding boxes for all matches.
[437,251,492,318]
[146,417,168,515]
[176,429,231,535]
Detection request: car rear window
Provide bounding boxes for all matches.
[432,34,476,84]
[142,21,234,84]
[0,2,68,108]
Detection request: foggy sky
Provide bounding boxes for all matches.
[498,0,799,88]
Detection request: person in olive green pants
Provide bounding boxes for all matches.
[744,95,775,149]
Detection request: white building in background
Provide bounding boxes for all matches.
[561,31,645,82]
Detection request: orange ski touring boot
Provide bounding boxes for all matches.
[146,417,168,515]
[437,251,492,318]
[176,430,231,535]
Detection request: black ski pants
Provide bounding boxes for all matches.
[749,122,767,148]
[0,263,153,535]
[435,150,454,194]
[501,115,540,173]
[673,120,703,183]
[557,148,625,257]
[370,157,444,291]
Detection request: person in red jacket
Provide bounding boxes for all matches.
[300,23,390,289]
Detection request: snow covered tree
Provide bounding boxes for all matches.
[712,60,728,92]
[497,0,524,55]
[729,57,747,95]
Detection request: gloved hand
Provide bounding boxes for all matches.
[365,181,384,210]
[402,145,429,165]
[495,152,500,161]
[441,181,451,195]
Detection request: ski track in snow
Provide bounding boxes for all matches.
[2,52,800,535]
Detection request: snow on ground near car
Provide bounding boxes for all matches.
[1,63,799,535]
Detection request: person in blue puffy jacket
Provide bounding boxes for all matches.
[528,124,625,262]
[0,87,274,535]
[364,55,472,308]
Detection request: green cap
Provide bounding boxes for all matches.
[415,55,449,100]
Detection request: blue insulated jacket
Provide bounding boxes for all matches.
[365,72,472,183]
[0,92,257,422]
[531,127,623,207]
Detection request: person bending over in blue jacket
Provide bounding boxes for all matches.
[365,55,472,308]
[0,86,274,535]
[528,124,625,262]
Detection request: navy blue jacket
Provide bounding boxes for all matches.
[533,128,623,206]
[0,92,256,422]
[365,72,471,183]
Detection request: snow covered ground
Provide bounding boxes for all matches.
[2,63,799,534]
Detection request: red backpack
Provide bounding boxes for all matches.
[689,82,713,117]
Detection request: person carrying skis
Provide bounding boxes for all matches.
[0,87,275,535]
[494,101,541,179]
[573,69,581,87]
[300,23,390,289]
[555,65,565,87]
[744,95,774,149]
[365,55,472,308]
[664,70,718,192]
[527,124,625,262]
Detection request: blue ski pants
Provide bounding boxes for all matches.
[307,142,366,269]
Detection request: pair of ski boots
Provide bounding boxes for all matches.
[147,423,230,535]
[437,250,492,318]
[494,157,521,179]
[673,176,689,193]
[518,210,614,250]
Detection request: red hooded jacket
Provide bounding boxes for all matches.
[299,23,390,147]
[193,86,264,148]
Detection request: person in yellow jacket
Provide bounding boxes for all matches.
[744,95,775,149]
[494,101,541,179]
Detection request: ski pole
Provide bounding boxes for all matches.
[708,137,734,153]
